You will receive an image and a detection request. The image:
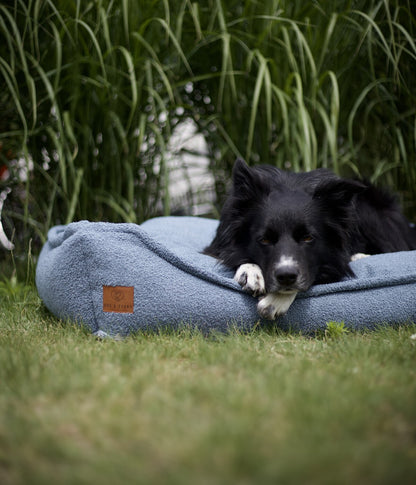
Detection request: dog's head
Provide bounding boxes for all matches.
[231,159,364,292]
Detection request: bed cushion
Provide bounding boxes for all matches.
[35,216,416,337]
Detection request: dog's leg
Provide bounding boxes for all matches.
[350,253,370,261]
[234,263,266,297]
[257,291,298,320]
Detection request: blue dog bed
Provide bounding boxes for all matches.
[35,216,416,337]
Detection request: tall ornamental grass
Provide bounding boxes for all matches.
[0,0,415,254]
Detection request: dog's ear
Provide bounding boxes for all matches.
[232,158,264,200]
[313,179,366,231]
[313,178,366,206]
[232,158,252,187]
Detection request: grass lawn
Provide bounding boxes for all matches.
[1,282,416,484]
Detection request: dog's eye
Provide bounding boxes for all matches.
[259,237,272,246]
[301,234,314,243]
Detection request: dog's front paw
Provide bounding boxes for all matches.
[234,263,266,297]
[350,253,370,262]
[257,292,298,320]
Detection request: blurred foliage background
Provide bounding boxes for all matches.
[0,0,415,256]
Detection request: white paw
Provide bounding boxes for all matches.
[257,291,298,320]
[234,263,266,297]
[350,253,370,262]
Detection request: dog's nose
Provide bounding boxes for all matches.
[274,267,298,287]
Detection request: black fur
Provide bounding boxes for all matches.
[205,159,416,295]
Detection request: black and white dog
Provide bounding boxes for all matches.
[205,159,416,320]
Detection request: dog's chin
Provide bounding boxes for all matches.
[266,281,311,295]
[257,280,312,320]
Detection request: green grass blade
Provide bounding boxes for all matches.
[74,18,107,82]
[0,58,28,144]
[65,168,83,225]
[246,51,267,162]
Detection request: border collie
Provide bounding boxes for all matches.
[204,159,416,320]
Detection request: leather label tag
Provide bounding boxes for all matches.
[103,286,134,314]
